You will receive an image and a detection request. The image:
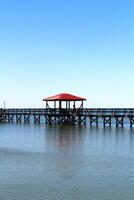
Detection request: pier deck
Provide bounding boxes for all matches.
[0,108,134,127]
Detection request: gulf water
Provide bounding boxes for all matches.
[0,123,134,200]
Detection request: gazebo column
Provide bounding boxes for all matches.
[59,100,62,114]
[46,101,48,114]
[66,101,68,114]
[59,101,61,109]
[46,101,48,109]
[74,101,76,109]
[54,101,56,114]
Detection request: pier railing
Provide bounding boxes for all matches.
[2,108,134,116]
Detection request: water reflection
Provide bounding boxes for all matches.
[42,125,134,158]
[44,125,87,153]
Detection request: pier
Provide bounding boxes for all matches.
[0,93,134,127]
[0,108,134,128]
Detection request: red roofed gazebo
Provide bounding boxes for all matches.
[43,93,86,114]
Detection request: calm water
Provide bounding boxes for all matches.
[0,123,134,200]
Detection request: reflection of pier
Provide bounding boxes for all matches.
[0,108,134,128]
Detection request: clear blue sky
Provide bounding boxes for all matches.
[0,0,133,108]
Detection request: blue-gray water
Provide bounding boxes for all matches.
[0,123,134,200]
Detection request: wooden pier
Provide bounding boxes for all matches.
[0,108,134,128]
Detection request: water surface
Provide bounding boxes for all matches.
[0,123,134,200]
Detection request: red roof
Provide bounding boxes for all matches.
[43,93,86,101]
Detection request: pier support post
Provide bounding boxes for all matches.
[16,114,22,123]
[103,116,111,127]
[24,114,30,123]
[34,114,41,124]
[77,115,86,126]
[45,115,57,125]
[0,114,6,122]
[7,114,14,122]
[129,116,134,128]
[46,115,50,124]
[89,116,98,127]
[115,116,124,127]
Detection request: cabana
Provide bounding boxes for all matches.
[43,93,86,114]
